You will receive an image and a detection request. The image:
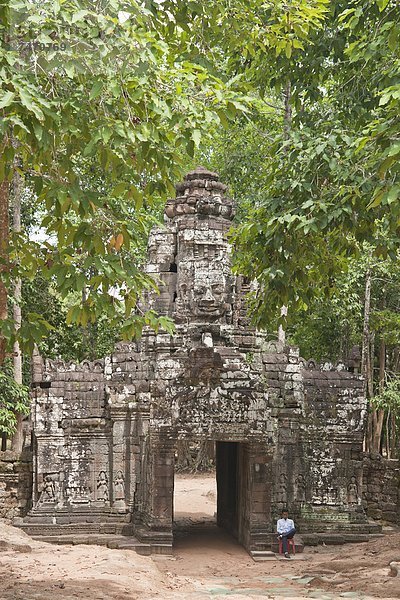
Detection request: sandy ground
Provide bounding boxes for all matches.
[0,473,399,600]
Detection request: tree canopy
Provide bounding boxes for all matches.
[225,0,400,326]
[0,0,253,350]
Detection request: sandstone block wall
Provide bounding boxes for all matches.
[0,451,32,520]
[363,455,400,524]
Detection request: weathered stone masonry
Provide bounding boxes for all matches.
[20,168,376,554]
[0,450,32,520]
[363,455,400,524]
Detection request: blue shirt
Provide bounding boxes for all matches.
[277,517,295,534]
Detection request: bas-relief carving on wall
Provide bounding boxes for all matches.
[347,476,359,505]
[96,471,109,502]
[276,473,287,504]
[114,471,125,500]
[68,486,91,506]
[39,475,58,504]
[295,474,307,504]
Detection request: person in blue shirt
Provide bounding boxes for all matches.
[276,509,296,558]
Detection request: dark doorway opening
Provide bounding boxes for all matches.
[216,441,240,539]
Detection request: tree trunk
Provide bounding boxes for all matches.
[392,346,400,373]
[385,409,391,458]
[362,269,373,452]
[176,440,215,472]
[0,178,10,451]
[283,80,292,140]
[193,440,215,472]
[367,331,375,399]
[361,269,371,382]
[278,305,287,345]
[378,333,386,456]
[390,412,397,458]
[278,81,292,344]
[0,179,9,365]
[371,408,384,454]
[176,440,192,472]
[11,164,24,452]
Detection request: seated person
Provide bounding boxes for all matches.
[277,509,296,558]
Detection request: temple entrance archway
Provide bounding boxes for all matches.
[172,441,250,548]
[142,434,272,554]
[164,441,271,550]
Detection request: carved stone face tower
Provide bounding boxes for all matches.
[25,168,369,557]
[145,166,237,327]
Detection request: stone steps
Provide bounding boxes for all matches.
[29,533,173,555]
[296,520,382,534]
[301,531,383,546]
[250,550,276,562]
[18,521,135,537]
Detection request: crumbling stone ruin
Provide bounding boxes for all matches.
[363,455,400,524]
[19,168,382,555]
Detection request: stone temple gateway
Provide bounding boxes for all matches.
[22,168,375,555]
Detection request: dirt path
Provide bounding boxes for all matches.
[0,474,399,599]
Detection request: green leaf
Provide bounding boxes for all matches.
[18,88,44,121]
[90,80,104,100]
[192,129,201,147]
[71,9,89,23]
[0,91,15,109]
[387,185,399,205]
[376,0,390,12]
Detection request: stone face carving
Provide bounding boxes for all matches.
[190,271,229,320]
[25,167,370,553]
[176,266,232,323]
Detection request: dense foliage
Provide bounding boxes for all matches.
[0,0,254,351]
[0,359,29,435]
[225,0,400,326]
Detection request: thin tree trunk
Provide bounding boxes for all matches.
[370,329,382,455]
[278,81,292,344]
[372,409,385,454]
[0,178,10,451]
[0,179,9,365]
[378,331,386,457]
[385,409,391,458]
[379,338,385,393]
[362,269,373,452]
[367,331,375,399]
[11,163,24,452]
[393,346,400,373]
[361,269,371,380]
[283,80,292,140]
[390,412,397,458]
